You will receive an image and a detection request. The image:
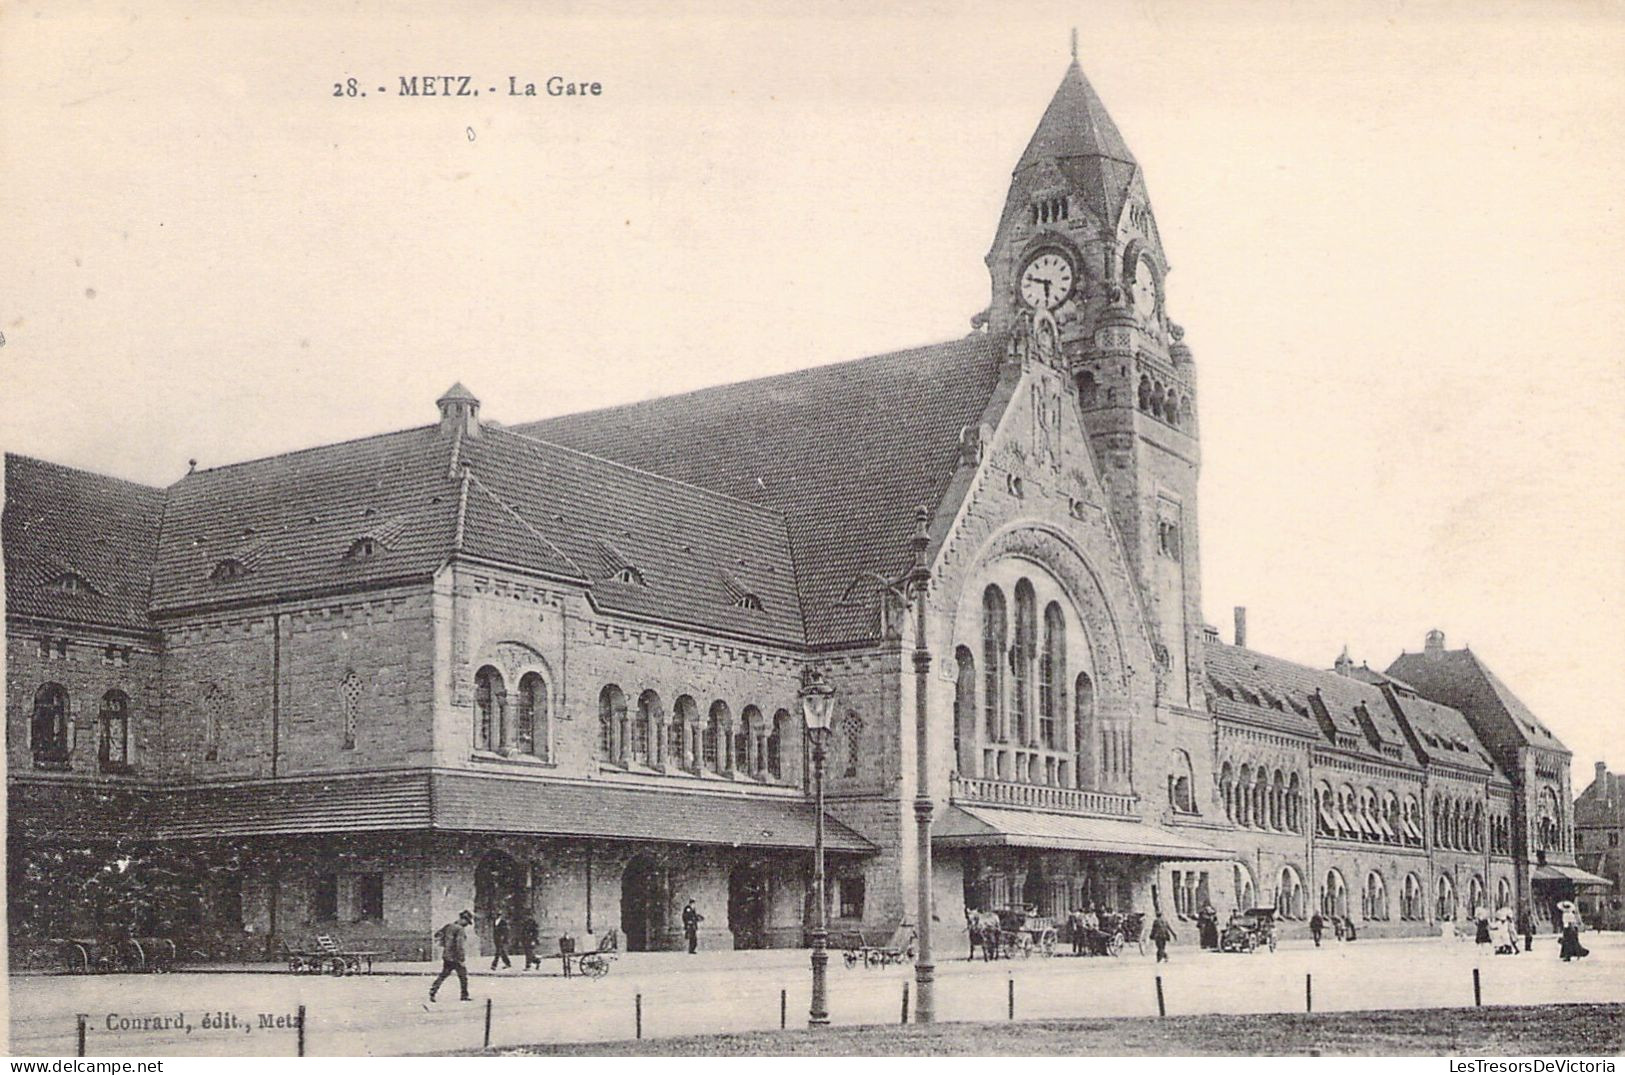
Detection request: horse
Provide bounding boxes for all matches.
[965,909,1003,961]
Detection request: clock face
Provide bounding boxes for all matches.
[1131,257,1159,315]
[1019,252,1074,310]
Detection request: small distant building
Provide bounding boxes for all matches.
[1574,762,1624,928]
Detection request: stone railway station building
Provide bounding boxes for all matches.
[5,56,1605,965]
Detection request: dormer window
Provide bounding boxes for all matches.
[733,592,762,611]
[613,566,644,587]
[48,572,93,595]
[720,570,763,612]
[347,537,380,560]
[211,558,249,582]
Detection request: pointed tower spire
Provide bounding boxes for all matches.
[1070,26,1079,63]
[1017,58,1137,171]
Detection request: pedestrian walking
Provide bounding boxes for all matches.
[1309,911,1325,947]
[1558,902,1589,962]
[682,899,704,954]
[428,910,474,1003]
[1197,902,1219,951]
[1342,914,1357,942]
[1149,911,1176,963]
[490,912,512,970]
[559,929,576,978]
[1518,904,1534,953]
[1332,914,1345,942]
[1474,909,1492,950]
[520,914,540,970]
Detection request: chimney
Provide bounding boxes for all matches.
[437,382,481,438]
[1598,760,1608,782]
[1233,606,1247,648]
[1424,628,1445,656]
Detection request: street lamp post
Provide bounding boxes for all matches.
[800,665,837,1028]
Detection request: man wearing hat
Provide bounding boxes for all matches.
[429,910,475,1003]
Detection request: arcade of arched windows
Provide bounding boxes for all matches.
[1136,373,1192,431]
[959,576,1114,792]
[585,682,801,785]
[28,681,136,773]
[1535,787,1569,853]
[1429,792,1490,852]
[1488,811,1513,856]
[1313,779,1425,848]
[1218,760,1304,834]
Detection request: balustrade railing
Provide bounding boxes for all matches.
[950,774,1138,818]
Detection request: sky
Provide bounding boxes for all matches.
[4,0,1623,787]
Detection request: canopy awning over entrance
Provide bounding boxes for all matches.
[1532,863,1613,888]
[933,804,1226,859]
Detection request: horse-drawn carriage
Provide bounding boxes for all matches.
[965,907,1058,960]
[841,922,917,968]
[1219,907,1278,953]
[1064,910,1145,957]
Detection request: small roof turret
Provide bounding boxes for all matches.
[437,382,481,438]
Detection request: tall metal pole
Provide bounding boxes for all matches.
[809,734,829,1027]
[909,505,936,1023]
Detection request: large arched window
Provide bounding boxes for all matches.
[1287,772,1303,833]
[1168,750,1196,813]
[31,683,70,767]
[1363,871,1387,921]
[203,684,226,762]
[1278,865,1306,919]
[635,690,662,767]
[477,667,507,752]
[1234,863,1256,912]
[769,708,793,781]
[1219,762,1235,822]
[1401,873,1425,920]
[340,670,362,751]
[1436,874,1457,921]
[1237,765,1253,827]
[598,684,626,763]
[672,695,698,772]
[982,586,1007,742]
[738,705,765,776]
[1537,788,1561,851]
[518,673,548,759]
[1271,771,1286,830]
[953,646,977,776]
[1012,580,1037,745]
[99,690,130,771]
[704,701,728,772]
[1323,869,1348,918]
[1467,875,1485,918]
[841,712,864,778]
[1039,603,1066,750]
[1073,672,1095,789]
[1315,780,1335,836]
[1496,876,1512,911]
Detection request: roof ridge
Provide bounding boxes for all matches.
[482,423,792,522]
[463,468,584,579]
[513,333,992,433]
[176,423,440,482]
[5,451,168,494]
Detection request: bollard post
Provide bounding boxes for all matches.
[484,998,493,1049]
[1155,976,1166,1018]
[77,1014,87,1057]
[1008,975,1015,1020]
[1473,968,1482,1008]
[1306,973,1312,1013]
[781,988,787,1029]
[636,993,643,1040]
[297,1004,306,1057]
[901,981,910,1025]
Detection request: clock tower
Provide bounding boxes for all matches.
[986,49,1206,710]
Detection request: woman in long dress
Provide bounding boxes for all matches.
[1559,904,1589,961]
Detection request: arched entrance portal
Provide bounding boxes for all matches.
[728,865,769,950]
[620,855,667,952]
[474,850,527,952]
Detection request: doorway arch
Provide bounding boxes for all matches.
[474,850,526,951]
[728,865,769,950]
[621,854,666,952]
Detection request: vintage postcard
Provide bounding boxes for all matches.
[3,0,1621,1061]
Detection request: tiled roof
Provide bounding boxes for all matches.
[155,771,434,839]
[7,778,152,842]
[462,428,804,645]
[513,334,1007,646]
[149,426,462,613]
[1205,643,1420,766]
[431,772,873,853]
[1349,666,1502,777]
[1387,648,1569,752]
[4,454,166,632]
